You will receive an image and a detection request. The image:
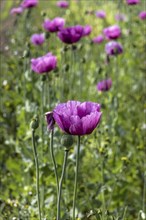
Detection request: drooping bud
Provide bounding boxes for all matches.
[45,111,55,131]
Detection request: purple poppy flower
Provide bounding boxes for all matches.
[105,41,123,56]
[45,112,55,131]
[53,101,102,136]
[56,1,69,8]
[115,13,126,21]
[31,53,57,74]
[10,7,23,15]
[126,0,140,4]
[21,0,38,8]
[82,25,92,37]
[103,25,121,40]
[57,25,84,44]
[97,79,112,92]
[92,35,104,44]
[43,17,65,32]
[139,11,146,20]
[95,10,106,19]
[30,33,45,46]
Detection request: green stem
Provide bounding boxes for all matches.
[73,135,81,220]
[122,206,127,220]
[41,79,45,157]
[101,157,105,220]
[50,129,59,196]
[46,72,51,108]
[57,149,69,220]
[32,129,41,220]
[143,146,146,213]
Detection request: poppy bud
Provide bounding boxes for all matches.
[30,115,39,130]
[61,134,74,150]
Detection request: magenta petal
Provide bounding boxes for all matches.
[69,116,83,135]
[52,100,102,136]
[81,112,102,135]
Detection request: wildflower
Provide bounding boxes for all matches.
[43,17,65,32]
[115,13,126,21]
[92,35,104,44]
[139,11,146,20]
[30,33,45,46]
[45,112,55,131]
[21,0,38,8]
[31,53,57,74]
[53,101,102,135]
[105,41,123,56]
[95,10,106,19]
[57,25,84,44]
[97,79,112,92]
[103,25,121,40]
[10,7,23,15]
[126,0,140,5]
[82,25,92,37]
[56,1,69,8]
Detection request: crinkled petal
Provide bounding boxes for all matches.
[81,112,102,135]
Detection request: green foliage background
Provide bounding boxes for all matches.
[0,0,145,219]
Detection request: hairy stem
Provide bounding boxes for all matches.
[73,135,81,220]
[32,129,41,220]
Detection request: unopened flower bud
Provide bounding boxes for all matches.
[41,11,46,17]
[41,75,46,81]
[30,115,39,130]
[61,134,74,150]
[64,64,69,72]
[22,50,30,58]
[71,45,77,51]
[45,111,55,131]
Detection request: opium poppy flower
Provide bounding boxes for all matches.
[92,35,104,44]
[30,33,45,45]
[97,79,112,92]
[126,0,140,5]
[43,17,65,32]
[56,1,69,8]
[95,10,106,19]
[31,53,57,74]
[21,0,38,8]
[10,7,23,15]
[105,41,123,56]
[52,101,102,135]
[139,11,146,20]
[57,25,84,44]
[103,25,121,40]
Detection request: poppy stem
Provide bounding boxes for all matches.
[41,77,45,157]
[46,72,51,108]
[73,135,81,220]
[57,149,69,220]
[31,129,41,220]
[50,129,59,196]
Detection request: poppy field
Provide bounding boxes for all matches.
[0,0,146,219]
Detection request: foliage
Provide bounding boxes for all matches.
[0,0,145,220]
